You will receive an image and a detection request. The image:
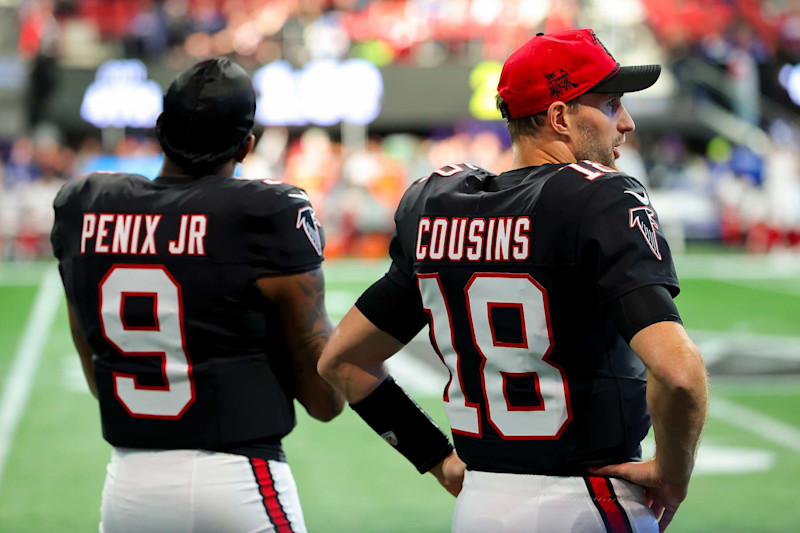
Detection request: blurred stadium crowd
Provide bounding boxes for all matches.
[3,0,800,259]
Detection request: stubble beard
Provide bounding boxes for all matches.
[574,119,618,169]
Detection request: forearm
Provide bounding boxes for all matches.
[289,311,345,421]
[258,269,344,421]
[320,333,389,403]
[319,306,402,402]
[646,360,708,483]
[630,320,708,484]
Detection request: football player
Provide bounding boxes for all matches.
[51,58,344,533]
[318,29,708,532]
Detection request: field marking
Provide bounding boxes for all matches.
[690,328,800,368]
[711,376,800,395]
[675,253,800,280]
[713,279,800,298]
[387,348,444,397]
[710,396,800,453]
[325,289,358,319]
[383,345,800,462]
[322,255,800,282]
[0,264,52,286]
[641,438,776,475]
[0,266,62,488]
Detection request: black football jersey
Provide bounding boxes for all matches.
[51,172,325,450]
[364,161,679,475]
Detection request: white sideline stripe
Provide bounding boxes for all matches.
[710,397,800,453]
[0,266,62,488]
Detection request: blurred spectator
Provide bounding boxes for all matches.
[5,138,39,188]
[6,0,800,261]
[19,0,62,129]
[4,118,800,260]
[124,1,170,58]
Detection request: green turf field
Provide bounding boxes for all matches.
[1,254,799,532]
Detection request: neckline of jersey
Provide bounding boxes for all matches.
[153,174,222,185]
[497,162,564,181]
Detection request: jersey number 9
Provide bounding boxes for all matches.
[99,265,195,419]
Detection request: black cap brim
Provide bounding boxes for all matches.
[590,64,661,93]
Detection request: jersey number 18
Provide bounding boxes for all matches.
[418,273,571,440]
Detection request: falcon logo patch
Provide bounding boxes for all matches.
[629,206,662,260]
[296,206,323,256]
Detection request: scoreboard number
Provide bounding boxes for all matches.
[419,273,572,439]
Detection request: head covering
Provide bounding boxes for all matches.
[156,58,256,172]
[497,29,661,119]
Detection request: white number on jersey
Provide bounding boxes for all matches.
[99,265,195,418]
[418,273,571,439]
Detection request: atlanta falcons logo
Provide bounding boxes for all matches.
[629,206,662,260]
[296,206,323,256]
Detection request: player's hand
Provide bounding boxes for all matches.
[589,458,688,532]
[429,450,466,497]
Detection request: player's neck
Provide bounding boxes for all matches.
[158,156,236,179]
[509,138,577,171]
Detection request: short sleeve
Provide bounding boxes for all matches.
[50,186,67,260]
[50,180,80,262]
[384,228,416,290]
[247,188,325,276]
[577,177,679,306]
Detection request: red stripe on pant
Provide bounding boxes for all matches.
[251,458,294,533]
[588,476,630,533]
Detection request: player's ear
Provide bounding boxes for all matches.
[548,101,573,137]
[235,134,256,162]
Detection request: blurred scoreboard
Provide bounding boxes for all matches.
[19,58,669,134]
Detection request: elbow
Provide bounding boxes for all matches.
[307,357,347,422]
[651,347,708,401]
[305,391,345,423]
[308,402,344,423]
[317,351,342,387]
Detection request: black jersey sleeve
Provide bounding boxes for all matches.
[50,175,102,262]
[609,284,682,343]
[578,176,679,306]
[246,186,325,276]
[50,181,73,261]
[356,272,427,344]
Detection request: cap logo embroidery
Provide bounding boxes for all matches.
[545,69,579,98]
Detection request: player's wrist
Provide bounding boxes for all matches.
[350,375,454,474]
[653,454,693,487]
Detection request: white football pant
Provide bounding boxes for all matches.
[453,470,658,533]
[100,447,307,533]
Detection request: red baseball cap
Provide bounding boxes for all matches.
[497,29,661,119]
